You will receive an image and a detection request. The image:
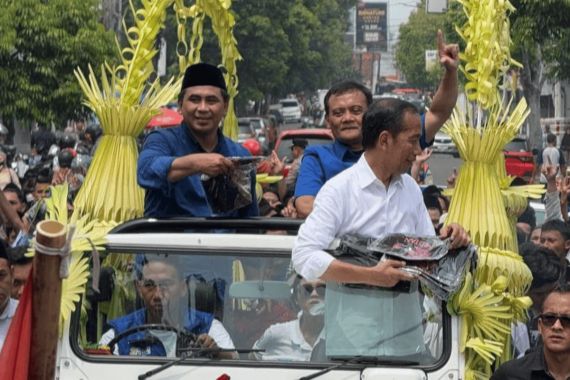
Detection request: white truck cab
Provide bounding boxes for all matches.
[56,218,464,380]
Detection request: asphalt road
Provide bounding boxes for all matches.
[427,152,464,187]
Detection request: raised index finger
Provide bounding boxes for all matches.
[437,29,445,54]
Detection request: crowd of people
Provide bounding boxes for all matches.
[1,32,569,379]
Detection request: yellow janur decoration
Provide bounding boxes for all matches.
[174,0,242,140]
[73,0,181,223]
[443,0,542,377]
[28,184,114,334]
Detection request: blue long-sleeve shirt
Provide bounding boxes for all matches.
[137,124,259,218]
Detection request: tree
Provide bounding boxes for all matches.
[0,0,117,128]
[509,0,570,150]
[158,0,355,113]
[395,2,451,90]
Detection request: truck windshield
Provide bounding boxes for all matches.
[77,249,445,366]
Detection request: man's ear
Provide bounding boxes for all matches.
[564,239,570,252]
[377,130,390,149]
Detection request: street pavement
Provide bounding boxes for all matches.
[428,152,463,187]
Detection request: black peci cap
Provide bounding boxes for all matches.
[181,63,227,92]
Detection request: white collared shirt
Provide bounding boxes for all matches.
[293,154,434,280]
[0,298,19,351]
[252,313,324,361]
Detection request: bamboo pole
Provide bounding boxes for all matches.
[30,220,67,380]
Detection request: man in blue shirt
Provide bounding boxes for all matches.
[138,63,258,218]
[293,31,459,218]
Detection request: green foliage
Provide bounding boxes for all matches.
[0,0,117,126]
[159,0,355,111]
[395,2,450,89]
[510,0,570,81]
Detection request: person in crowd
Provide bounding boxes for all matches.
[10,252,32,300]
[561,126,570,164]
[33,170,52,201]
[530,227,542,245]
[0,123,9,145]
[0,241,17,351]
[284,139,308,195]
[540,220,570,261]
[52,149,82,194]
[491,285,570,380]
[0,151,20,191]
[293,31,459,218]
[84,125,102,156]
[516,204,537,243]
[292,98,469,357]
[411,148,434,185]
[536,133,567,183]
[138,63,258,218]
[30,124,56,160]
[252,275,325,361]
[520,243,567,349]
[0,184,28,245]
[424,195,443,233]
[99,255,237,358]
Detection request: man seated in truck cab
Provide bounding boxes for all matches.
[251,275,325,361]
[99,255,237,359]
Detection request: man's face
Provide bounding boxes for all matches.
[11,262,32,299]
[137,261,186,323]
[262,191,281,209]
[428,208,442,228]
[382,112,422,174]
[297,279,326,316]
[540,230,570,258]
[325,90,367,147]
[291,146,304,159]
[0,259,12,313]
[34,182,50,200]
[530,228,541,244]
[4,191,25,216]
[179,86,228,137]
[538,292,570,354]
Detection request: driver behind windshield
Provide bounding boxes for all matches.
[251,275,325,361]
[99,255,237,359]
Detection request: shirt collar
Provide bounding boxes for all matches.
[182,123,225,153]
[0,298,17,320]
[332,140,362,161]
[355,154,403,190]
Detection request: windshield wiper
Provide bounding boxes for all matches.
[138,348,264,380]
[298,356,420,380]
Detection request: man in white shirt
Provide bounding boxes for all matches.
[0,243,18,351]
[99,255,236,358]
[252,276,325,362]
[292,98,469,358]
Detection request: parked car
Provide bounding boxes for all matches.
[237,119,257,143]
[278,98,302,123]
[274,128,334,163]
[239,117,268,146]
[433,131,458,156]
[504,137,535,182]
[58,218,460,380]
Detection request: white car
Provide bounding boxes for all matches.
[57,219,463,380]
[278,99,302,123]
[433,132,458,156]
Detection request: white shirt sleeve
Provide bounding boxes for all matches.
[292,182,344,280]
[208,319,235,349]
[544,191,563,222]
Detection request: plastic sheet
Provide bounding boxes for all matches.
[202,157,263,214]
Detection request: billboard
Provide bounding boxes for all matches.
[356,2,388,51]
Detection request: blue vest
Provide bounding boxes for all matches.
[108,308,214,356]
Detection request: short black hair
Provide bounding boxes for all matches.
[423,195,442,214]
[134,254,182,281]
[324,80,372,116]
[520,244,564,289]
[546,133,557,144]
[361,98,419,150]
[3,183,25,204]
[0,240,10,265]
[541,219,570,241]
[517,204,536,230]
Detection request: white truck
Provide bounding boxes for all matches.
[56,218,464,380]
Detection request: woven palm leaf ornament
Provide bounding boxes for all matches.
[73,0,181,223]
[174,0,242,140]
[442,0,541,377]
